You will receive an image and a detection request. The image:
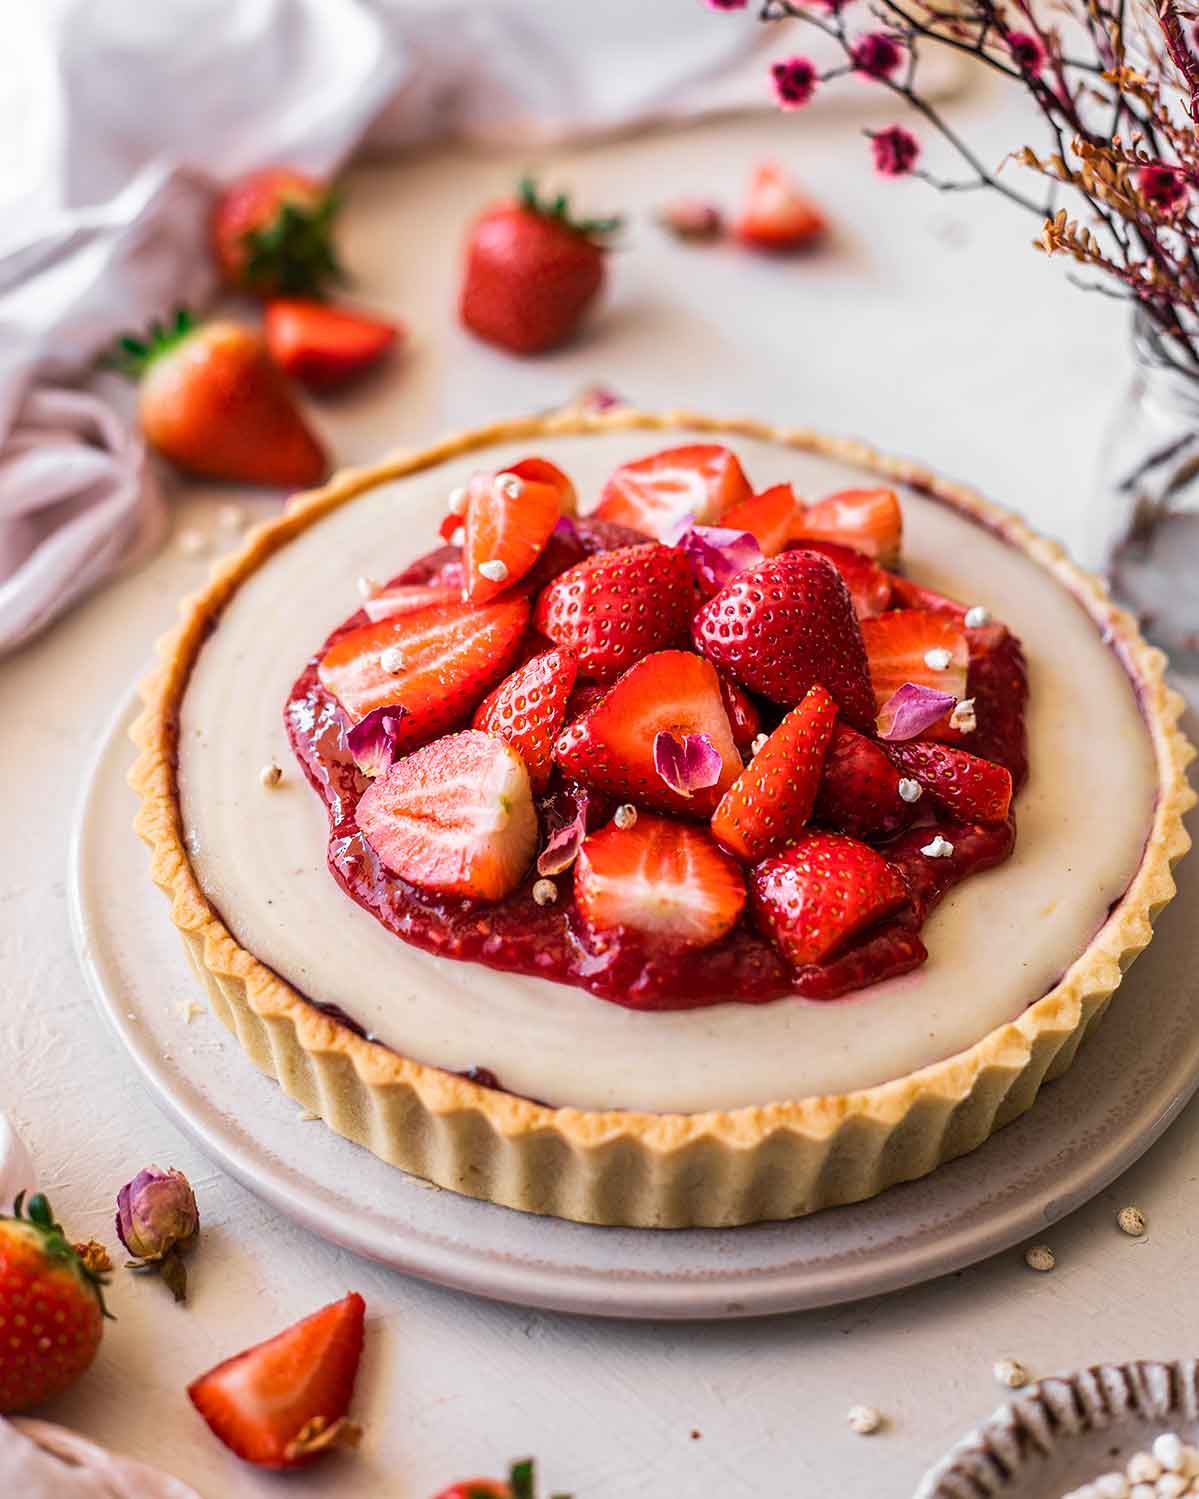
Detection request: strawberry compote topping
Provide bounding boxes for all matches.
[285,448,1028,1015]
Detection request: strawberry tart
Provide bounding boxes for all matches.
[130,411,1194,1227]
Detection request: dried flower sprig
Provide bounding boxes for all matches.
[721,0,1199,363]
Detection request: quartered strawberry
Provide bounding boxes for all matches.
[534,543,696,682]
[692,550,875,727]
[473,648,578,793]
[318,595,529,741]
[887,740,1013,823]
[264,299,398,390]
[711,684,837,863]
[859,609,969,707]
[793,487,902,566]
[718,674,761,753]
[363,583,462,622]
[356,731,538,900]
[554,649,742,816]
[187,1293,364,1470]
[736,161,825,250]
[720,482,802,556]
[792,540,892,619]
[593,444,752,540]
[463,467,562,603]
[575,813,746,947]
[812,722,912,842]
[506,456,578,515]
[750,831,909,967]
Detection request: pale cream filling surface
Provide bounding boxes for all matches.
[178,429,1157,1113]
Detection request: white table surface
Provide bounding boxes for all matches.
[5,68,1197,1499]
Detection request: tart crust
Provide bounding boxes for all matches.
[128,410,1196,1228]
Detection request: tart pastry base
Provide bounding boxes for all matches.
[129,410,1195,1228]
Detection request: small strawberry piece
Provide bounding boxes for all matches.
[793,488,902,566]
[593,444,752,540]
[111,310,328,487]
[188,1293,364,1470]
[736,161,825,251]
[888,573,1010,654]
[720,482,802,556]
[750,831,909,967]
[711,684,837,863]
[792,540,892,618]
[318,595,530,741]
[473,648,578,793]
[0,1193,108,1413]
[364,584,462,623]
[507,456,578,515]
[356,731,538,900]
[460,178,620,354]
[888,740,1013,823]
[554,649,741,816]
[212,167,342,298]
[264,299,398,391]
[812,722,912,842]
[859,609,969,707]
[692,550,875,727]
[575,814,746,947]
[534,543,696,682]
[719,674,761,752]
[464,467,562,603]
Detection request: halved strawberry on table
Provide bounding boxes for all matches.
[462,466,562,603]
[535,543,697,682]
[575,814,746,948]
[859,609,969,708]
[188,1292,365,1470]
[264,299,399,391]
[473,648,578,794]
[736,161,825,251]
[793,487,902,566]
[555,649,742,816]
[812,722,914,843]
[318,595,530,743]
[356,730,538,900]
[693,550,876,727]
[593,444,752,540]
[711,684,837,863]
[887,740,1013,823]
[750,831,910,967]
[720,482,803,556]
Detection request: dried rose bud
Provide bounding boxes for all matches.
[115,1166,199,1302]
[658,197,726,241]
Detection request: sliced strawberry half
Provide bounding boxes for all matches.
[554,649,741,816]
[362,583,462,623]
[593,444,752,540]
[534,542,696,682]
[692,550,875,727]
[264,299,398,391]
[736,161,825,251]
[711,684,837,863]
[793,487,902,566]
[792,539,892,619]
[187,1293,365,1470]
[718,674,761,753]
[575,813,746,947]
[887,740,1013,823]
[750,831,909,967]
[319,596,529,748]
[859,609,969,708]
[356,730,538,900]
[720,482,802,556]
[472,647,577,793]
[812,721,912,842]
[463,466,562,603]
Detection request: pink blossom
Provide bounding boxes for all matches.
[771,56,820,109]
[870,126,920,178]
[1137,164,1188,211]
[1006,31,1047,75]
[851,32,905,79]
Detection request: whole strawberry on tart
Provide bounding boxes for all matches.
[132,414,1192,1228]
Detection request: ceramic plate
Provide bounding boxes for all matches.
[69,695,1199,1321]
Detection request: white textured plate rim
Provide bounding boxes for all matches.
[67,692,1199,1321]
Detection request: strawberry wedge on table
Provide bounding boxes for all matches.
[594,444,752,539]
[264,299,399,391]
[736,161,825,251]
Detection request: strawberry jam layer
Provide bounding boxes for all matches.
[285,545,1028,1011]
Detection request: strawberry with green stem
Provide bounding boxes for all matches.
[433,1459,571,1499]
[212,167,345,298]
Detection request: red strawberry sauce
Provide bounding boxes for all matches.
[286,546,1027,1013]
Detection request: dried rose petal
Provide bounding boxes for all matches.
[347,706,407,777]
[653,730,723,797]
[537,792,590,876]
[659,198,725,240]
[875,682,957,741]
[677,524,763,590]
